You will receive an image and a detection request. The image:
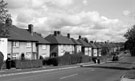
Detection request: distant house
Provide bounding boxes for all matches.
[71,38,82,54]
[6,19,38,60]
[94,43,102,57]
[89,42,98,57]
[45,31,75,57]
[77,36,92,56]
[33,32,50,59]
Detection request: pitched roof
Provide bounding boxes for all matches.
[94,43,102,49]
[77,38,91,47]
[89,43,98,49]
[45,34,74,45]
[7,25,37,42]
[71,38,81,45]
[33,32,50,44]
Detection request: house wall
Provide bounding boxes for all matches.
[84,47,89,56]
[88,48,92,56]
[98,49,102,56]
[58,45,74,56]
[8,41,37,60]
[84,47,92,56]
[76,45,82,53]
[38,45,50,59]
[0,38,8,61]
[93,49,98,57]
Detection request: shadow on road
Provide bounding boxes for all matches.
[83,65,131,70]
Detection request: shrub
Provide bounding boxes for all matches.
[15,60,42,69]
[0,51,4,69]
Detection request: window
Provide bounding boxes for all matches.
[26,52,32,59]
[42,45,46,49]
[12,53,19,60]
[13,42,19,47]
[26,42,31,47]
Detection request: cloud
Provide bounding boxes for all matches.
[123,10,131,16]
[6,0,127,42]
[83,0,88,5]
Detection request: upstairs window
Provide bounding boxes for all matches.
[42,45,46,50]
[13,42,19,47]
[26,42,31,48]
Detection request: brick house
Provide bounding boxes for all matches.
[45,31,75,57]
[77,36,92,56]
[5,19,38,60]
[33,32,50,59]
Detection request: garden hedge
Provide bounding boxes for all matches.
[15,60,42,69]
[0,52,4,69]
[43,52,91,66]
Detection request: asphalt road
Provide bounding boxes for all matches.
[0,55,134,81]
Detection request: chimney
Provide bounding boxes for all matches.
[67,33,70,38]
[54,31,57,36]
[28,24,33,35]
[57,31,61,35]
[6,18,12,26]
[90,41,93,43]
[54,31,61,36]
[79,35,81,39]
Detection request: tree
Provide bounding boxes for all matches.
[0,0,10,23]
[124,25,135,56]
[0,0,10,37]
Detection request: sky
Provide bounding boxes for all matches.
[5,0,135,42]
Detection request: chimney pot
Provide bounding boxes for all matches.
[28,24,33,35]
[67,33,70,38]
[79,35,81,39]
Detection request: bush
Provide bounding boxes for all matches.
[0,52,4,69]
[15,60,42,69]
[43,52,91,66]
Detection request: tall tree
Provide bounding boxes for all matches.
[0,0,10,23]
[124,25,135,56]
[0,0,10,37]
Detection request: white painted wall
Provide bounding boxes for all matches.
[93,49,98,56]
[8,41,37,60]
[76,45,81,53]
[38,45,50,58]
[88,48,92,56]
[84,48,89,56]
[58,45,74,56]
[0,38,8,61]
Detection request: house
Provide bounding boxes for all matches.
[33,32,50,59]
[6,18,38,60]
[77,36,92,56]
[0,23,8,60]
[94,43,102,57]
[71,38,82,54]
[45,31,75,57]
[89,42,98,57]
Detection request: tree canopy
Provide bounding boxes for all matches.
[0,0,10,23]
[124,25,135,56]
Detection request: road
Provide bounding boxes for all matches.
[0,56,134,81]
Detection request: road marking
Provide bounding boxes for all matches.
[0,66,79,78]
[60,74,78,79]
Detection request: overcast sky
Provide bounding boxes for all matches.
[5,0,135,42]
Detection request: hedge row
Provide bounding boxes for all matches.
[15,60,42,69]
[43,52,91,66]
[0,52,4,69]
